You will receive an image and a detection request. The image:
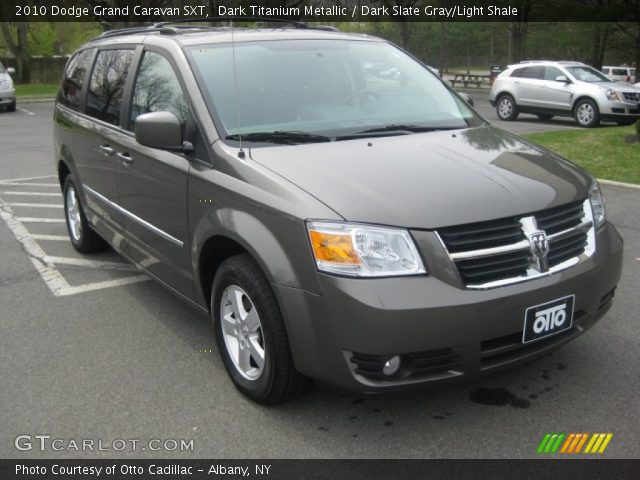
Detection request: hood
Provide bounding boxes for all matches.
[249,126,591,229]
[594,81,635,91]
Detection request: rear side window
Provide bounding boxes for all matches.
[86,49,134,126]
[612,68,628,76]
[129,51,188,130]
[510,66,543,79]
[58,49,93,110]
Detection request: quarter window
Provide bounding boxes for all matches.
[511,66,543,79]
[130,51,188,130]
[86,49,134,126]
[58,49,93,110]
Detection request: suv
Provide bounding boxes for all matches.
[0,61,16,112]
[490,60,640,127]
[601,66,636,83]
[54,23,622,404]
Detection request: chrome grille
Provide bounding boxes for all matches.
[622,92,640,102]
[437,200,595,289]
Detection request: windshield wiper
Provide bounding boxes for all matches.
[225,131,332,145]
[337,124,460,139]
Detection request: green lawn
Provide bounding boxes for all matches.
[524,126,640,185]
[15,83,58,98]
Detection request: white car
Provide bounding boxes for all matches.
[490,60,640,127]
[601,66,635,83]
[0,61,16,112]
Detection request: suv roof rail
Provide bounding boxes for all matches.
[97,17,339,40]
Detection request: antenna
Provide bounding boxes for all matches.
[230,22,245,159]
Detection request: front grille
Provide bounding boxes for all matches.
[437,200,594,288]
[622,92,640,102]
[349,348,461,381]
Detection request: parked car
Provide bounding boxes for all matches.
[490,60,640,127]
[54,24,622,403]
[601,66,635,83]
[0,61,16,112]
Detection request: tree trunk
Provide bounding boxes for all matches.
[398,21,410,50]
[438,22,446,74]
[0,22,30,83]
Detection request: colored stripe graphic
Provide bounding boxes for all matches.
[539,433,613,454]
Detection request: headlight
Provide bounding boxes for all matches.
[306,221,426,277]
[599,86,621,102]
[589,181,606,228]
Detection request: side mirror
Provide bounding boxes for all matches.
[555,75,571,83]
[134,111,191,152]
[457,91,474,107]
[7,67,15,75]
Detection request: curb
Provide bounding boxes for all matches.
[16,97,56,103]
[598,179,640,190]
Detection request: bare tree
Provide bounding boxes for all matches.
[1,23,30,83]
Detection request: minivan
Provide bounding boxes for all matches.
[54,23,623,403]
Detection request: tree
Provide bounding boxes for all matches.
[1,23,30,83]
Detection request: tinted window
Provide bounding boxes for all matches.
[86,49,134,125]
[612,68,628,76]
[544,66,564,81]
[510,66,543,79]
[58,49,93,110]
[130,51,188,131]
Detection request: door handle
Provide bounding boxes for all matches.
[98,145,115,156]
[117,152,134,165]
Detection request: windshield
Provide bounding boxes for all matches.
[188,39,481,143]
[0,62,5,73]
[566,66,611,83]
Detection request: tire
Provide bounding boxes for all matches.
[7,100,16,112]
[212,254,306,404]
[573,99,600,127]
[63,175,106,253]
[496,94,519,121]
[616,118,637,126]
[537,114,554,120]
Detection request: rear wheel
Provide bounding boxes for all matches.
[536,114,554,120]
[212,254,306,404]
[574,99,600,127]
[496,94,519,121]
[63,176,106,253]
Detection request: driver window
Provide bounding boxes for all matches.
[129,51,188,131]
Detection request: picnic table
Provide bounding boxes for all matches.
[450,73,492,88]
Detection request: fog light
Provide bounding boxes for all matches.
[382,356,401,376]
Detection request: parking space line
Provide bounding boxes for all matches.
[58,276,149,296]
[45,255,137,271]
[2,182,59,187]
[0,175,56,184]
[29,234,68,241]
[8,203,63,208]
[17,217,65,223]
[17,107,35,116]
[2,191,60,196]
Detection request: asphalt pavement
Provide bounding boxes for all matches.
[1,102,638,459]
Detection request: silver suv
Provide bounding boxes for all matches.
[490,60,640,127]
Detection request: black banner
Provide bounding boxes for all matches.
[0,0,639,23]
[2,459,640,480]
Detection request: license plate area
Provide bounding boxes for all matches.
[522,295,575,344]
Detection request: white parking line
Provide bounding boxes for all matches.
[8,203,63,208]
[17,107,35,116]
[29,234,68,241]
[16,217,65,223]
[2,182,59,187]
[45,255,137,271]
[2,191,60,196]
[0,175,56,184]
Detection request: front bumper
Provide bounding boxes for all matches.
[599,99,640,118]
[275,222,623,393]
[0,87,15,105]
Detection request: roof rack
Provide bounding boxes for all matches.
[97,17,338,39]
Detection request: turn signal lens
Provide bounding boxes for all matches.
[306,221,426,277]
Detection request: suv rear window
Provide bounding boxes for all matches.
[58,49,94,111]
[86,49,134,126]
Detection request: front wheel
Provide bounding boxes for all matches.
[496,94,519,121]
[574,99,600,127]
[212,254,306,404]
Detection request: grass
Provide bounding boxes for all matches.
[15,83,58,98]
[524,126,640,185]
